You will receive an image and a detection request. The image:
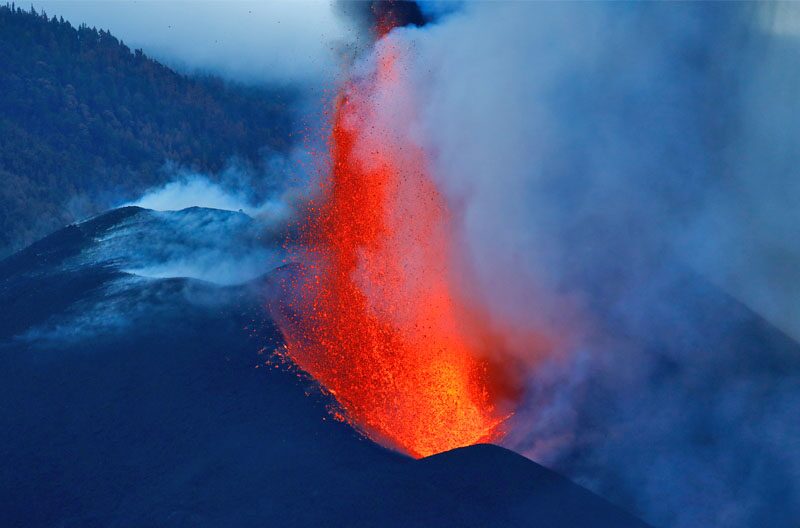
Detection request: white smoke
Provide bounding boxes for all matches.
[32,0,349,85]
[126,145,316,227]
[131,176,261,214]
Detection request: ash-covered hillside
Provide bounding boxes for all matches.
[0,4,294,257]
[0,206,649,528]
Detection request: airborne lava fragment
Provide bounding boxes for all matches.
[275,36,514,459]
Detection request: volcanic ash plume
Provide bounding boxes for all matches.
[272,2,800,526]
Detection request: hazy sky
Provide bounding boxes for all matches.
[32,1,350,85]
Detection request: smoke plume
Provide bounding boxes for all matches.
[335,2,800,527]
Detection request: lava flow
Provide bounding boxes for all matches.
[275,36,514,458]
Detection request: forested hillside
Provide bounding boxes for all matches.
[0,4,293,255]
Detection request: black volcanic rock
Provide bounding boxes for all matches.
[0,207,648,528]
[417,444,646,527]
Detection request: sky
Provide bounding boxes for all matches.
[32,1,350,85]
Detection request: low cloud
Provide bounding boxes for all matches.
[131,177,253,213]
[128,175,289,222]
[125,146,315,227]
[32,1,350,86]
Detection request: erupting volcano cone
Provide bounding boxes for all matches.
[275,36,513,458]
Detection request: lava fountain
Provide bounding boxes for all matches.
[274,32,517,458]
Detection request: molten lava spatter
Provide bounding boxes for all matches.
[276,38,511,458]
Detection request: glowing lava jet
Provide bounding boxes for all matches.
[275,31,514,459]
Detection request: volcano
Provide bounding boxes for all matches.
[0,206,649,527]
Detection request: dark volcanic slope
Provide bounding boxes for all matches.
[0,207,647,528]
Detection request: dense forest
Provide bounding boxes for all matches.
[0,4,294,256]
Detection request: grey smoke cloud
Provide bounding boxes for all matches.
[131,176,268,215]
[685,3,800,343]
[126,143,315,222]
[129,174,291,222]
[117,146,318,286]
[358,2,800,526]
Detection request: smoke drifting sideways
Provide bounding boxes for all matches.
[30,1,356,163]
[331,2,800,527]
[130,173,290,225]
[119,148,316,288]
[31,0,349,87]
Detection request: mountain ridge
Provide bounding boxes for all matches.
[0,4,294,256]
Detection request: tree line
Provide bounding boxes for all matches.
[0,4,295,255]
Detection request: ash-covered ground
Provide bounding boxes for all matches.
[0,206,648,528]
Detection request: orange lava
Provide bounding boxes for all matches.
[276,38,513,458]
